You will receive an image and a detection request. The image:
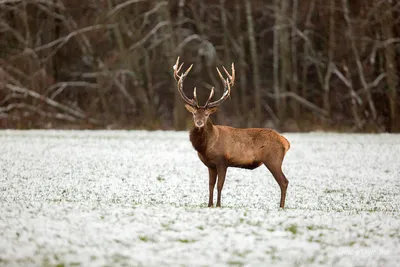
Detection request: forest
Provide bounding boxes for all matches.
[0,0,399,132]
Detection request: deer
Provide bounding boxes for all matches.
[173,57,290,208]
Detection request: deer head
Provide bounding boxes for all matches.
[173,57,235,128]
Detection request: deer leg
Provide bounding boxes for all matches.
[216,167,227,207]
[208,168,217,207]
[276,172,289,208]
[264,162,289,209]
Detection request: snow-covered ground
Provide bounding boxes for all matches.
[0,130,399,267]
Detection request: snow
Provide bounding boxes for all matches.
[0,130,399,266]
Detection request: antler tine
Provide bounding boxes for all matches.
[204,87,215,107]
[206,63,235,108]
[173,57,180,81]
[193,87,199,107]
[216,67,225,83]
[173,57,197,107]
[174,57,191,82]
[222,63,235,86]
[223,78,231,98]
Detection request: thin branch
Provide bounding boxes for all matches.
[128,21,170,51]
[107,0,146,17]
[0,103,77,122]
[370,38,400,64]
[3,84,100,124]
[33,24,116,53]
[0,0,64,7]
[266,91,328,116]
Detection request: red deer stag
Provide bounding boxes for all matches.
[173,57,290,208]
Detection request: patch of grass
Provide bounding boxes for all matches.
[41,258,67,267]
[306,255,317,264]
[308,233,331,245]
[111,253,130,264]
[47,198,62,202]
[307,225,329,231]
[139,236,149,242]
[228,260,244,266]
[285,224,298,235]
[271,254,282,261]
[156,175,165,182]
[307,225,316,231]
[197,225,204,230]
[178,239,196,243]
[234,250,250,258]
[324,189,343,194]
[246,220,262,227]
[367,207,378,212]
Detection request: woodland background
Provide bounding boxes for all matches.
[0,0,399,132]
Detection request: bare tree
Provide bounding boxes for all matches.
[380,1,399,132]
[245,0,261,126]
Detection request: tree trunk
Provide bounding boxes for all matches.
[380,2,399,132]
[279,0,290,121]
[342,0,377,122]
[291,0,299,118]
[273,0,282,123]
[235,0,248,126]
[323,0,335,117]
[159,0,184,129]
[245,0,261,126]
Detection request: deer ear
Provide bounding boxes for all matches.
[206,107,218,114]
[185,104,197,113]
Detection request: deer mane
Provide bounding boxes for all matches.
[189,120,214,154]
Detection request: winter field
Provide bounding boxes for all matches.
[0,130,399,267]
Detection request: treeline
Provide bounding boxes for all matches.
[0,0,399,132]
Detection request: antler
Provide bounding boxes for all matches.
[174,58,235,108]
[173,57,198,107]
[206,63,235,108]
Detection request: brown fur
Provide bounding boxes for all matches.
[187,107,290,208]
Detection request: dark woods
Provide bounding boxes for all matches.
[0,0,399,132]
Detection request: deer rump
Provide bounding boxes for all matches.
[190,125,290,170]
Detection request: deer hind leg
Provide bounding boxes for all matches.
[208,168,217,207]
[216,166,227,207]
[263,152,289,208]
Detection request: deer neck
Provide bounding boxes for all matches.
[189,119,215,154]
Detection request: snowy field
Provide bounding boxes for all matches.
[0,130,399,267]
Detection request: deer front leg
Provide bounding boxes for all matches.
[216,166,227,207]
[208,168,217,207]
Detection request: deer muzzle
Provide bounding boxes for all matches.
[195,120,205,128]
